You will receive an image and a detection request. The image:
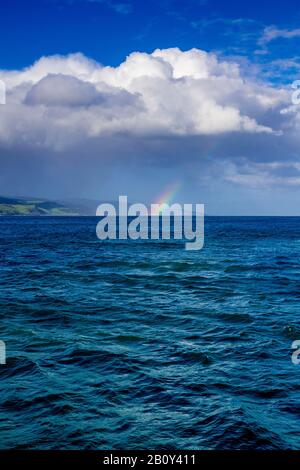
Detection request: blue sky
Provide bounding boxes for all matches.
[1,0,300,214]
[2,0,300,78]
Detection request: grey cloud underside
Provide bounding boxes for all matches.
[0,47,299,196]
[25,74,140,108]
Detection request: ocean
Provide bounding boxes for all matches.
[0,216,300,449]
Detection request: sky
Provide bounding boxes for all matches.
[1,0,300,214]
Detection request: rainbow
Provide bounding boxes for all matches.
[151,181,181,215]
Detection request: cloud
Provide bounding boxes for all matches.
[190,19,300,58]
[259,26,300,46]
[69,0,132,15]
[224,160,300,189]
[91,0,132,15]
[25,74,104,107]
[0,48,282,147]
[190,17,264,57]
[256,25,300,54]
[25,73,139,109]
[0,47,299,201]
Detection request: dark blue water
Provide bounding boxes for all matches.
[1,216,300,449]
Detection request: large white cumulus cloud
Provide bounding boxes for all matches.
[0,47,291,148]
[1,47,300,200]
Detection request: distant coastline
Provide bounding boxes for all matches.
[1,197,298,217]
[0,196,99,216]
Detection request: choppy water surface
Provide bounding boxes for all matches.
[0,216,300,449]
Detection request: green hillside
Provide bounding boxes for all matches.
[0,197,79,216]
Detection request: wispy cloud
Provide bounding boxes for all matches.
[66,0,132,15]
[190,17,300,64]
[256,26,300,54]
[259,26,300,45]
[190,17,263,57]
[191,17,258,29]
